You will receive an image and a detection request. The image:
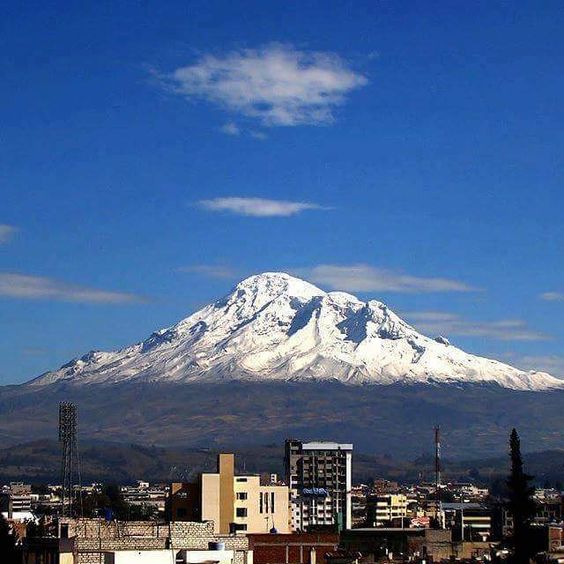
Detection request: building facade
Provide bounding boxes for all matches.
[366,494,409,527]
[169,454,289,535]
[285,440,353,531]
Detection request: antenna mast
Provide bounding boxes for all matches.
[434,425,442,526]
[59,402,82,517]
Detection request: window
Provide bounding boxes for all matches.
[271,492,275,513]
[236,492,248,500]
[259,494,263,514]
[236,478,248,482]
[236,507,248,517]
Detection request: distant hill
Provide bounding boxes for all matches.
[0,381,563,459]
[0,439,562,486]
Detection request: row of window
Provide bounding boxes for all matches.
[259,492,275,514]
[234,492,277,516]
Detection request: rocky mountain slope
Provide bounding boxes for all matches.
[30,272,562,391]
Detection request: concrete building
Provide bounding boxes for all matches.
[366,494,409,527]
[168,454,289,535]
[1,482,33,520]
[285,440,353,531]
[120,481,168,515]
[22,518,252,564]
[248,532,339,564]
[442,503,492,542]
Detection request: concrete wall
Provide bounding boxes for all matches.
[234,476,289,534]
[105,550,175,564]
[219,454,235,535]
[202,474,221,533]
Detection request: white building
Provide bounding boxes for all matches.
[285,440,353,531]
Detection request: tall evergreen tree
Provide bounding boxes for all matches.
[506,428,536,564]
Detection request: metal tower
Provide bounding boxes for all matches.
[434,425,441,495]
[59,402,82,517]
[434,425,442,527]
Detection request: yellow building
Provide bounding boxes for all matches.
[367,494,409,526]
[201,454,290,534]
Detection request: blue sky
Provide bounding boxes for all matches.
[1,1,563,384]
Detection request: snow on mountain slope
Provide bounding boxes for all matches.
[29,272,564,391]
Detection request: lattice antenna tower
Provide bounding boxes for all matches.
[59,402,82,517]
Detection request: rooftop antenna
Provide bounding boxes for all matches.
[59,402,82,517]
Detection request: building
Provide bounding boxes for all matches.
[168,453,290,534]
[442,503,492,542]
[248,532,339,564]
[366,494,409,527]
[120,481,168,514]
[22,518,251,564]
[341,527,493,561]
[285,440,353,531]
[1,482,33,521]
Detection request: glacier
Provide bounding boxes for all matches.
[29,272,563,391]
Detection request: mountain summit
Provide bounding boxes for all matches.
[30,272,563,391]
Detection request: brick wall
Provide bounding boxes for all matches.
[248,533,339,564]
[57,518,250,564]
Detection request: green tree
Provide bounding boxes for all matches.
[506,428,536,564]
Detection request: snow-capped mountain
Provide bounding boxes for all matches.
[29,272,563,391]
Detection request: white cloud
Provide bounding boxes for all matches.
[197,197,327,217]
[404,311,549,341]
[299,264,478,293]
[504,354,564,378]
[165,44,367,127]
[0,224,17,244]
[250,130,267,140]
[539,291,564,302]
[0,273,143,304]
[178,265,238,279]
[220,122,240,135]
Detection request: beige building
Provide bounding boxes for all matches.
[367,494,409,526]
[201,454,290,534]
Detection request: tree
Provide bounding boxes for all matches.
[506,428,536,564]
[0,513,18,564]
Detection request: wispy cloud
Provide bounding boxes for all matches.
[197,197,328,217]
[177,264,238,279]
[404,311,549,341]
[539,291,564,302]
[164,44,367,127]
[299,264,479,293]
[0,273,144,304]
[220,122,241,135]
[0,224,17,244]
[502,354,564,378]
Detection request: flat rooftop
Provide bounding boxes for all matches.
[302,442,353,451]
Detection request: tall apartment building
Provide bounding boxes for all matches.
[169,454,289,535]
[285,440,353,531]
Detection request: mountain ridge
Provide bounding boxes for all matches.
[29,272,563,391]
